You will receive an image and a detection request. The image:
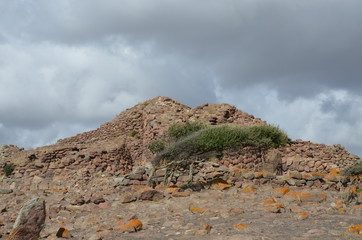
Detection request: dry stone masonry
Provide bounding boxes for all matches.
[0,96,361,239]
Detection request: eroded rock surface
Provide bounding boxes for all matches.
[8,198,46,240]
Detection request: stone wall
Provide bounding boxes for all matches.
[219,140,359,174]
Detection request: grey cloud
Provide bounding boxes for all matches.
[18,0,361,99]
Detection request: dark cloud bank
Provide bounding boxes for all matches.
[0,0,362,156]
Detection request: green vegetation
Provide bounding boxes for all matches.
[3,163,15,177]
[342,161,362,176]
[148,139,166,153]
[154,124,289,167]
[148,122,289,186]
[167,121,206,141]
[130,129,138,137]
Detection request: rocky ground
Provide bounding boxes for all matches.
[1,180,362,240]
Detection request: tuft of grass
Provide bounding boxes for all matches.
[3,163,15,177]
[167,121,206,141]
[342,161,362,176]
[148,140,166,153]
[154,124,289,167]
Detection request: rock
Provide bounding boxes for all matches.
[91,194,106,204]
[138,190,164,201]
[112,176,130,187]
[286,178,296,186]
[347,224,362,236]
[243,172,255,180]
[118,219,143,233]
[189,207,207,214]
[273,187,290,198]
[121,193,137,203]
[8,198,46,240]
[56,227,72,238]
[126,173,143,180]
[0,188,13,194]
[295,179,306,187]
[284,191,327,203]
[171,191,191,197]
[294,212,309,220]
[70,196,86,206]
[234,223,249,232]
[241,185,256,193]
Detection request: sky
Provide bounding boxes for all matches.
[0,0,362,156]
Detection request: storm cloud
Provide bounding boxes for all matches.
[0,0,362,156]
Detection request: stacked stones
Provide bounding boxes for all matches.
[0,144,23,167]
[219,140,359,174]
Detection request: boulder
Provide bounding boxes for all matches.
[8,198,46,240]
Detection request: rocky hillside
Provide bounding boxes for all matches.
[0,96,359,181]
[1,96,362,239]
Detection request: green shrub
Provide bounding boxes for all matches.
[3,163,15,177]
[155,124,289,167]
[130,129,138,137]
[167,121,206,141]
[187,124,288,152]
[148,140,166,153]
[342,161,362,176]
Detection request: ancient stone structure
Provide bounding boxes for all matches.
[0,96,360,192]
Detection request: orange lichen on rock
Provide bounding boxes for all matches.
[284,192,311,202]
[56,227,72,238]
[51,188,68,193]
[273,187,290,198]
[266,203,283,213]
[118,219,143,232]
[217,183,232,190]
[241,185,256,193]
[329,168,340,175]
[349,187,358,195]
[167,187,179,192]
[338,208,346,213]
[0,220,3,226]
[234,223,249,231]
[302,173,313,180]
[294,212,309,220]
[189,207,206,214]
[336,200,344,208]
[263,198,277,205]
[284,191,326,203]
[254,172,264,179]
[347,224,362,236]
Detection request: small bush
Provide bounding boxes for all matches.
[148,140,166,153]
[3,163,15,177]
[167,121,206,141]
[187,124,288,152]
[155,124,289,167]
[342,161,362,176]
[130,129,138,137]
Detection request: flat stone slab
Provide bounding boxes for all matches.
[0,189,13,194]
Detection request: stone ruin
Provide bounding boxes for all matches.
[0,96,360,192]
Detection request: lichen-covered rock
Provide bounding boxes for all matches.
[8,198,46,240]
[118,219,143,233]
